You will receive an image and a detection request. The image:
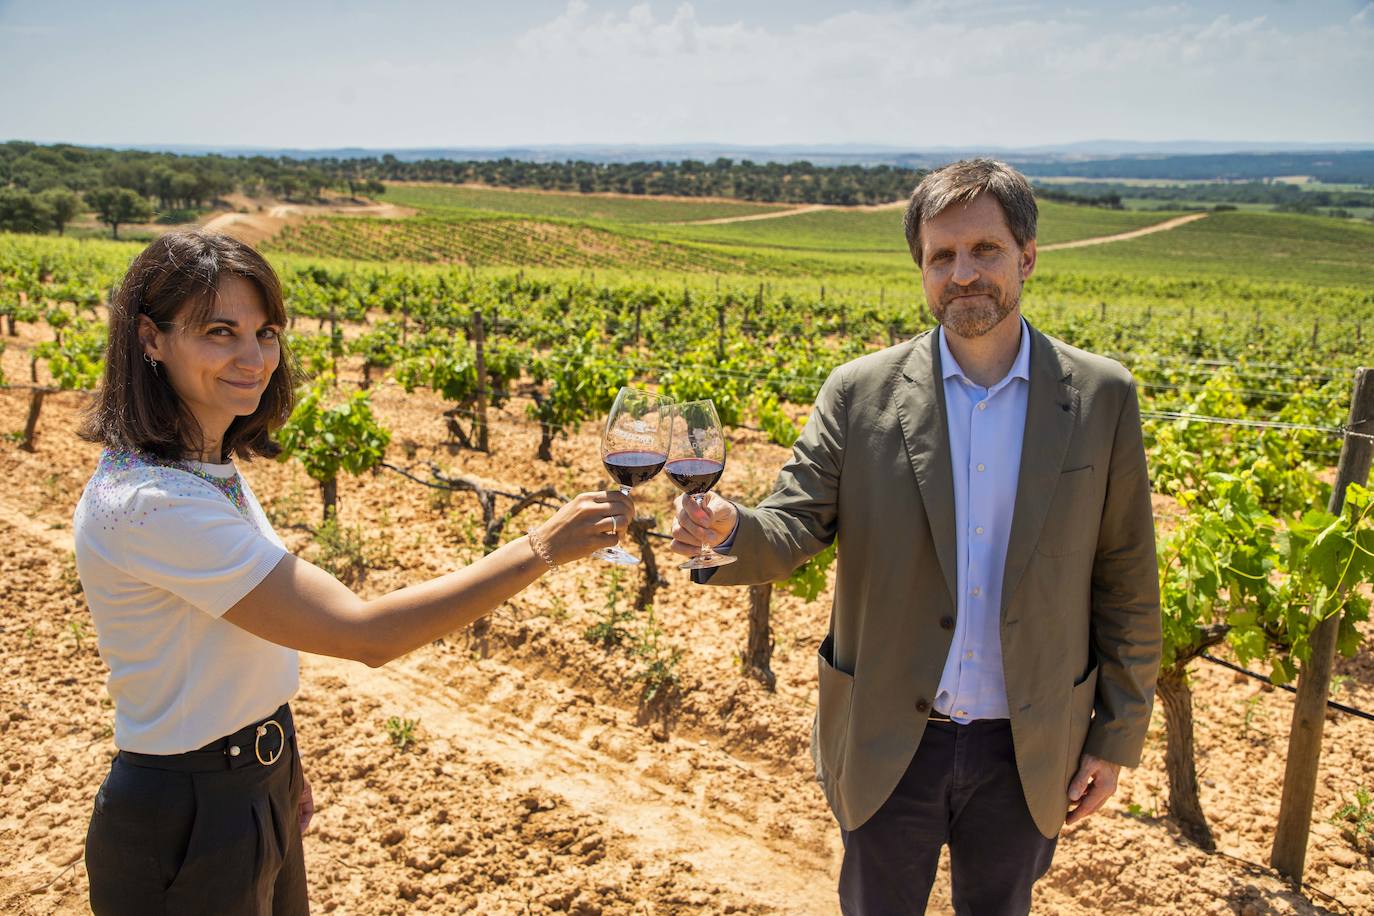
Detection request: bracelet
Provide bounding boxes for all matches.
[526,527,557,570]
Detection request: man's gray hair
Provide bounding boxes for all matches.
[902,158,1038,266]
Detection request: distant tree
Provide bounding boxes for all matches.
[0,188,52,233]
[86,187,153,239]
[38,187,82,235]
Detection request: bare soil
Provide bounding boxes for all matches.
[0,320,1371,914]
[200,195,418,248]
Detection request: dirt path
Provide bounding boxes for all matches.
[200,200,416,247]
[677,204,829,226]
[304,652,838,912]
[675,203,1208,251]
[1037,212,1209,251]
[674,199,907,226]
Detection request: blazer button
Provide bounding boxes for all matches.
[915,699,930,713]
[939,616,954,630]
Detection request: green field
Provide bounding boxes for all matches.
[1040,210,1374,288]
[262,184,1374,289]
[380,184,793,224]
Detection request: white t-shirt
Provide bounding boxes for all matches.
[74,448,297,754]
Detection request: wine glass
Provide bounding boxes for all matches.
[666,399,737,570]
[596,386,672,565]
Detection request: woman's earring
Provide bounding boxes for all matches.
[143,352,160,376]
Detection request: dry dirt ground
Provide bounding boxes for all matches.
[0,319,1372,915]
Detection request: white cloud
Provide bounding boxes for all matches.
[445,1,1370,146]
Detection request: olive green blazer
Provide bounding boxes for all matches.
[703,323,1162,838]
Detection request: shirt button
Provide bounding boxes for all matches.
[939,616,954,630]
[977,402,987,411]
[965,651,974,659]
[977,463,986,472]
[971,586,982,597]
[975,526,984,535]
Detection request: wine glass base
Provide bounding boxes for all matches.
[594,546,641,565]
[678,552,738,570]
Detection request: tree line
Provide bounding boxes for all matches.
[1036,179,1374,212]
[0,142,922,225]
[0,142,386,237]
[359,155,922,205]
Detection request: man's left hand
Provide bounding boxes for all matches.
[1065,753,1120,826]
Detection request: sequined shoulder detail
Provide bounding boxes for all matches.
[95,448,251,519]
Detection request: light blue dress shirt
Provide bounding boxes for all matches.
[933,318,1031,723]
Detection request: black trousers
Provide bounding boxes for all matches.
[85,703,309,915]
[838,718,1057,916]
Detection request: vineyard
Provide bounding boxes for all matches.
[378,184,796,224]
[2,225,1374,914]
[266,216,752,272]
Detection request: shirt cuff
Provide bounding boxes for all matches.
[714,513,741,553]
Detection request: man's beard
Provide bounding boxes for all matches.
[930,282,1019,338]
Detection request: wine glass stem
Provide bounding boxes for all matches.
[693,494,714,559]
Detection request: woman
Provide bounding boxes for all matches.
[74,230,632,914]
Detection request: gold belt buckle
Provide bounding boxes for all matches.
[254,719,285,766]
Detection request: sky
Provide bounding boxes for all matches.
[1,0,1371,150]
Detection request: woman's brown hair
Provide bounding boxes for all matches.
[79,230,296,461]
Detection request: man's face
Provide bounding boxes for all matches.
[918,193,1036,339]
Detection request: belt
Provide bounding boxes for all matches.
[927,709,953,722]
[118,703,294,772]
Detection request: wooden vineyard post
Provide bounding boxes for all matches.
[716,300,727,363]
[472,310,490,453]
[633,299,642,348]
[329,301,339,383]
[743,584,776,690]
[1271,367,1374,885]
[1099,302,1107,321]
[1312,318,1319,349]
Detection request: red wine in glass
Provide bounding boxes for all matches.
[596,387,672,565]
[604,450,668,488]
[664,458,723,494]
[666,399,737,570]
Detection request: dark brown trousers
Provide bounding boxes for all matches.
[839,718,1058,915]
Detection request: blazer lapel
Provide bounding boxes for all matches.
[897,331,958,605]
[1000,325,1079,622]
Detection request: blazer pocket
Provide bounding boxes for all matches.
[815,633,855,776]
[1035,465,1097,557]
[1065,659,1099,788]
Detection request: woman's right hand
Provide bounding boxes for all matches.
[533,490,635,566]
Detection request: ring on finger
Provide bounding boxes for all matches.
[610,516,618,536]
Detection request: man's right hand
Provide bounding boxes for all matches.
[670,492,738,557]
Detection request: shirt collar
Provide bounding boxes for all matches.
[938,316,1032,389]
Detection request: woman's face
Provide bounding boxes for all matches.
[141,275,282,452]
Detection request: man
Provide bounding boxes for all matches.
[671,159,1162,915]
